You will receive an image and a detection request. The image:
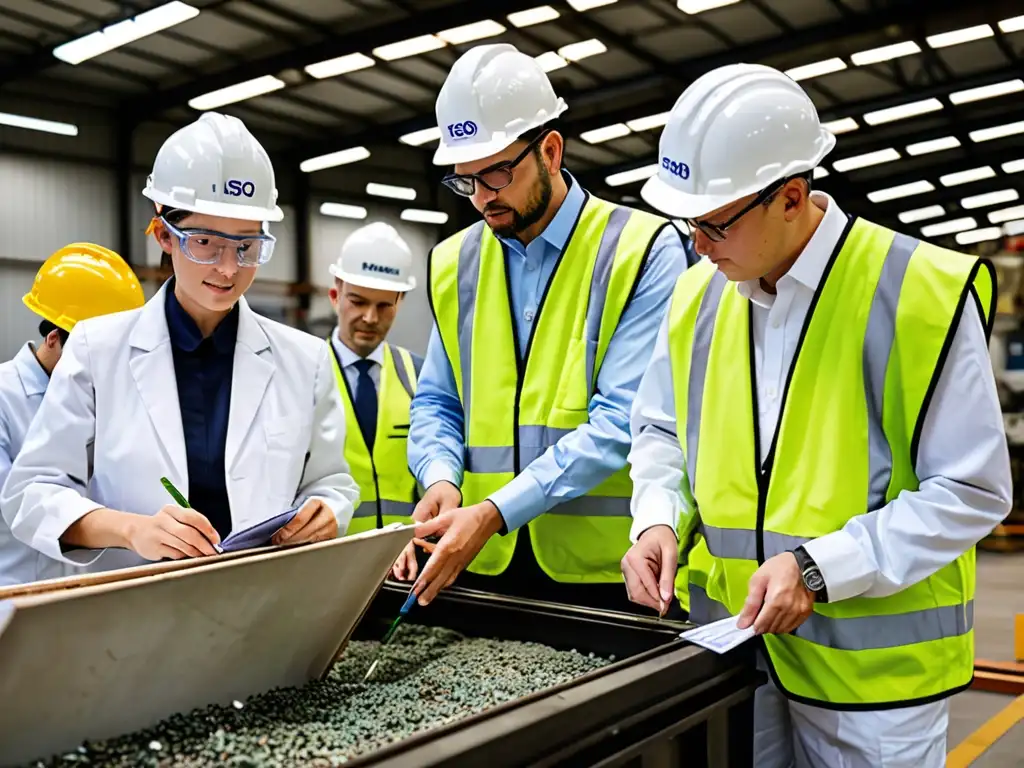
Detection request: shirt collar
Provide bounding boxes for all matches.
[13,342,49,396]
[333,328,385,368]
[737,192,848,304]
[496,170,586,256]
[165,278,239,355]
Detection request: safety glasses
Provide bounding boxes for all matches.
[160,217,276,267]
[682,175,796,243]
[441,130,549,198]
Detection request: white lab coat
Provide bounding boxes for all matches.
[0,343,72,586]
[0,282,361,576]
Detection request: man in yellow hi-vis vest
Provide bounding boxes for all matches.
[620,63,1012,766]
[401,43,691,613]
[327,222,422,536]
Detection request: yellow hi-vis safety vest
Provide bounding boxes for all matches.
[668,216,995,709]
[429,192,674,583]
[329,341,418,535]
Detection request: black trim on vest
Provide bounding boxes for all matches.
[910,257,989,468]
[977,258,997,344]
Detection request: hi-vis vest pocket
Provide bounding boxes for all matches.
[552,338,596,416]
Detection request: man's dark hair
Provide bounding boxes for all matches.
[39,319,69,346]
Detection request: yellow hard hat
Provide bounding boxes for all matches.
[23,243,146,333]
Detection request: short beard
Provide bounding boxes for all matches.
[485,160,554,239]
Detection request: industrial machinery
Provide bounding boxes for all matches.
[346,582,761,768]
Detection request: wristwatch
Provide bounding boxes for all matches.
[792,545,829,603]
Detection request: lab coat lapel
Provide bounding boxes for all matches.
[226,298,273,472]
[128,283,188,485]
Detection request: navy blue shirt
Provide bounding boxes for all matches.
[165,283,238,539]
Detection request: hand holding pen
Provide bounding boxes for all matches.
[125,477,223,561]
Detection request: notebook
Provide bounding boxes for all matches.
[215,506,301,553]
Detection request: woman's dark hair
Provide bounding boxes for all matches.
[39,319,69,346]
[156,206,193,270]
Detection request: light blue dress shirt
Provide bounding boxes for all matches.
[408,172,688,531]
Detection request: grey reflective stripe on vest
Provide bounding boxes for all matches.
[700,523,810,560]
[686,270,727,496]
[456,221,486,423]
[686,231,918,524]
[863,232,916,509]
[584,206,634,393]
[353,499,415,518]
[688,585,974,651]
[392,347,416,400]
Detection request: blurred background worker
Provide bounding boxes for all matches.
[0,243,145,586]
[1,112,359,576]
[622,63,1012,766]
[401,43,690,615]
[327,221,422,535]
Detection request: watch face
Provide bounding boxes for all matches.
[803,568,825,592]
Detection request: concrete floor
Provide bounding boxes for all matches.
[946,550,1024,765]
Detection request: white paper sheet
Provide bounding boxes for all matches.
[679,615,756,654]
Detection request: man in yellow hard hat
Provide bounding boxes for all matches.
[0,242,145,586]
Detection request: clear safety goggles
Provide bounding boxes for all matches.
[156,217,276,267]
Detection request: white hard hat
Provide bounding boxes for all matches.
[328,222,417,292]
[433,43,568,166]
[142,112,284,222]
[641,63,835,220]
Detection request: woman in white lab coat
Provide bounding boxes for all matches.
[0,112,360,577]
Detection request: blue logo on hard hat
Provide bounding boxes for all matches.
[662,158,690,180]
[223,179,256,198]
[363,261,400,276]
[447,121,478,140]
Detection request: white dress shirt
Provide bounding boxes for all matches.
[628,192,1012,603]
[331,328,383,396]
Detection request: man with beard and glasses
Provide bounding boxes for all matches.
[395,43,693,615]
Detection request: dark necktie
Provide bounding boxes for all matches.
[353,359,378,451]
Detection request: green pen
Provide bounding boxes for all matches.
[160,476,220,552]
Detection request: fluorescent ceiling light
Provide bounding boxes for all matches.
[399,126,442,146]
[437,20,506,45]
[401,208,449,225]
[188,75,285,110]
[832,147,900,173]
[508,6,560,26]
[626,112,670,132]
[785,58,847,82]
[970,121,1024,143]
[366,183,416,201]
[906,136,960,156]
[558,39,607,61]
[940,166,996,187]
[850,41,920,66]
[535,51,568,72]
[305,52,375,79]
[863,98,943,125]
[568,0,617,9]
[921,217,977,238]
[822,117,859,134]
[53,1,198,65]
[320,203,367,220]
[677,0,742,12]
[956,227,1003,245]
[950,79,1024,105]
[1000,15,1024,33]
[961,189,1019,210]
[0,110,78,136]
[813,166,829,179]
[580,123,630,144]
[300,146,370,173]
[989,205,1024,224]
[867,180,935,203]
[373,35,446,61]
[1004,159,1024,174]
[1004,220,1024,236]
[927,25,994,49]
[899,205,945,224]
[606,164,659,187]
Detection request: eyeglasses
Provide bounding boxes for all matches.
[160,218,276,267]
[682,176,795,243]
[441,131,549,198]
